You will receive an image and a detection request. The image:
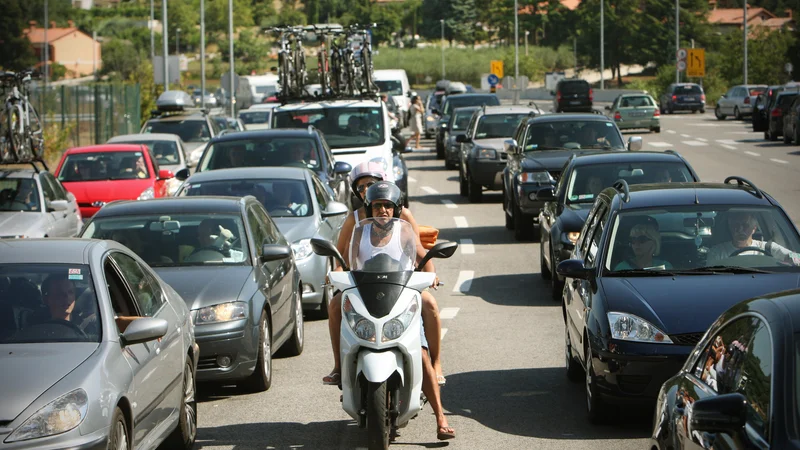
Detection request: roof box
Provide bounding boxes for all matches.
[156,90,195,111]
[446,81,467,94]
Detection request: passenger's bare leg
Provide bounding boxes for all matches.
[323,292,342,383]
[421,348,454,439]
[421,290,443,381]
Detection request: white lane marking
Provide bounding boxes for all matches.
[454,216,469,228]
[667,130,677,134]
[421,186,438,194]
[439,307,460,320]
[680,133,691,138]
[731,131,754,134]
[696,137,708,142]
[441,328,448,339]
[721,144,737,150]
[771,158,788,164]
[453,270,474,293]
[682,140,709,146]
[716,139,738,145]
[442,199,457,209]
[648,141,673,147]
[408,176,417,183]
[744,151,761,157]
[460,238,475,254]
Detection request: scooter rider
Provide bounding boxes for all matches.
[324,161,447,387]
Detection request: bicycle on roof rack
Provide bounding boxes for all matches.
[0,70,44,164]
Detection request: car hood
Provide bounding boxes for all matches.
[61,179,152,203]
[153,266,253,310]
[0,212,47,237]
[272,217,317,244]
[472,138,509,149]
[600,274,800,336]
[558,204,592,231]
[0,343,97,422]
[521,150,598,171]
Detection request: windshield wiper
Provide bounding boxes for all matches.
[581,144,614,150]
[677,265,773,274]
[526,146,564,151]
[608,269,677,277]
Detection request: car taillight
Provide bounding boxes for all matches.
[771,108,782,117]
[653,109,660,117]
[701,94,706,102]
[744,96,750,104]
[557,91,562,101]
[589,88,593,102]
[672,95,677,101]
[614,111,621,120]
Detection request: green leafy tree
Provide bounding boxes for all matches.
[101,38,143,80]
[716,27,796,85]
[0,0,36,71]
[449,0,479,45]
[205,0,254,35]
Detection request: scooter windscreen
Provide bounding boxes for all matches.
[349,218,418,318]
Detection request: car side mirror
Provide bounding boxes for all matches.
[503,139,518,154]
[174,168,190,181]
[416,241,459,271]
[550,90,556,96]
[48,199,69,212]
[627,136,643,151]
[604,106,611,111]
[691,393,747,435]
[334,161,352,175]
[556,259,593,280]
[322,201,349,218]
[455,134,469,143]
[158,169,174,180]
[536,187,555,201]
[121,317,168,346]
[310,238,347,271]
[720,94,727,99]
[260,244,292,263]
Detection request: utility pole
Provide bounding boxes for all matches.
[525,30,529,56]
[743,0,748,84]
[600,0,604,89]
[150,0,155,61]
[176,28,181,56]
[514,0,519,79]
[44,0,48,90]
[440,20,445,80]
[574,37,577,74]
[92,30,97,80]
[228,0,235,117]
[675,0,680,83]
[162,0,169,91]
[200,0,206,108]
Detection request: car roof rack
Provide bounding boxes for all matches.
[278,91,381,106]
[612,178,631,203]
[0,158,49,173]
[724,176,763,199]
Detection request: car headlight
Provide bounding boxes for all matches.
[517,171,553,184]
[189,147,204,165]
[476,148,497,159]
[392,163,404,180]
[426,116,435,122]
[195,301,248,324]
[7,389,88,442]
[137,186,155,200]
[440,122,448,130]
[291,238,313,260]
[562,231,580,244]
[369,157,389,173]
[382,295,419,342]
[607,312,673,344]
[343,295,375,342]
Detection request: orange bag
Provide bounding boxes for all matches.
[419,226,439,250]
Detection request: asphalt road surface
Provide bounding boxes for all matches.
[188,110,799,450]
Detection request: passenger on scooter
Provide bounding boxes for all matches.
[323,161,446,388]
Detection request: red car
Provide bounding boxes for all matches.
[54,144,174,218]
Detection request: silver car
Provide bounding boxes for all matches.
[107,133,189,196]
[176,167,348,317]
[0,169,82,238]
[0,239,198,450]
[715,84,768,120]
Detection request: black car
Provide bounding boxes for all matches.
[443,106,481,170]
[765,90,799,141]
[557,177,800,423]
[651,288,800,450]
[185,128,352,207]
[784,94,800,144]
[659,83,706,114]
[501,113,641,241]
[434,93,500,158]
[752,84,784,133]
[552,78,593,113]
[81,196,303,391]
[538,150,700,300]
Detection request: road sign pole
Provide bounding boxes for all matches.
[675,0,679,84]
[600,0,604,90]
[743,0,748,85]
[228,0,235,117]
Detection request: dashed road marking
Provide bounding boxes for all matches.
[439,307,460,319]
[696,137,708,142]
[453,271,474,293]
[454,216,469,228]
[721,144,737,150]
[648,142,673,147]
[667,130,677,134]
[460,239,475,254]
[682,140,708,146]
[680,133,691,138]
[421,186,438,194]
[771,158,788,164]
[731,131,753,134]
[442,199,457,209]
[441,328,448,339]
[408,176,417,183]
[715,139,738,145]
[744,151,761,157]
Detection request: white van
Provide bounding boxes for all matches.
[374,70,411,124]
[237,74,280,109]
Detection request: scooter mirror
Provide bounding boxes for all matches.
[416,241,459,271]
[310,238,348,271]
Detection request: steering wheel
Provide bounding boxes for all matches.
[367,130,381,140]
[729,246,769,257]
[269,207,295,216]
[43,319,88,338]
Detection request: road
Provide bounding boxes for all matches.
[190,111,800,450]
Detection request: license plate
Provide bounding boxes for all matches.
[570,100,581,105]
[684,97,695,101]
[630,112,646,117]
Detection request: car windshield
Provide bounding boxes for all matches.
[198,137,320,171]
[273,107,385,150]
[450,109,477,131]
[0,178,40,212]
[523,120,624,151]
[350,218,417,272]
[566,162,694,204]
[239,110,272,125]
[58,151,150,182]
[475,114,527,139]
[604,206,800,274]
[255,85,278,95]
[375,80,403,95]
[181,178,312,217]
[618,96,654,107]
[143,119,211,143]
[112,140,181,166]
[443,96,500,116]
[82,214,250,267]
[0,264,100,344]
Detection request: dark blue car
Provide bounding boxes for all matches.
[557,177,800,423]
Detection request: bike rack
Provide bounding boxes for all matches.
[0,158,49,173]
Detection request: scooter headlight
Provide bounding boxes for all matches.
[343,296,375,342]
[354,319,376,342]
[381,296,419,342]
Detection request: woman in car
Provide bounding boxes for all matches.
[615,220,673,270]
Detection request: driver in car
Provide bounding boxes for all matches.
[30,275,96,333]
[186,219,243,263]
[706,211,800,266]
[269,182,308,216]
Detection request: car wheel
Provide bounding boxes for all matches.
[783,129,792,144]
[764,130,770,140]
[240,310,272,392]
[769,129,779,141]
[280,287,305,357]
[565,326,582,383]
[459,168,468,197]
[585,344,609,424]
[467,176,482,203]
[165,358,197,449]
[540,237,552,280]
[503,190,514,230]
[513,203,534,241]
[734,106,742,120]
[108,407,129,450]
[651,127,661,133]
[436,141,444,159]
[445,158,456,170]
[700,108,706,114]
[715,106,726,120]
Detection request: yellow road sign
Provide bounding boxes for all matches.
[687,48,705,78]
[491,60,504,79]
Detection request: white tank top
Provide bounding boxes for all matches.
[356,223,404,268]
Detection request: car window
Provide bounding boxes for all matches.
[58,151,150,182]
[311,176,330,210]
[374,80,403,95]
[523,120,624,151]
[740,320,772,443]
[451,109,477,131]
[38,175,56,202]
[254,202,283,244]
[199,137,320,171]
[442,96,500,116]
[619,96,654,108]
[0,178,41,212]
[475,114,529,139]
[676,85,702,95]
[182,178,312,218]
[577,200,603,255]
[778,94,799,108]
[109,252,164,317]
[558,81,589,93]
[41,173,67,201]
[144,118,211,143]
[104,258,138,319]
[584,204,608,269]
[273,107,385,150]
[566,162,694,204]
[115,140,182,166]
[247,206,270,256]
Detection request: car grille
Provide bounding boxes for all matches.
[670,332,705,346]
[549,171,561,183]
[198,356,219,370]
[500,152,507,160]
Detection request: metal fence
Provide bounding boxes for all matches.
[29,83,141,148]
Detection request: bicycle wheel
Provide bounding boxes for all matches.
[8,103,27,162]
[362,46,373,93]
[28,105,44,159]
[330,50,343,96]
[344,52,356,96]
[294,46,306,95]
[318,48,329,96]
[0,106,14,163]
[279,51,290,98]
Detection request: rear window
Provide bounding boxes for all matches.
[619,96,654,107]
[750,87,767,96]
[674,85,703,94]
[443,96,500,116]
[559,81,590,93]
[778,94,799,107]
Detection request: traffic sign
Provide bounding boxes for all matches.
[686,48,705,78]
[786,62,794,74]
[677,61,687,71]
[677,48,687,61]
[490,60,504,79]
[487,74,499,86]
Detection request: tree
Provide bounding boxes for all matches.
[205,0,254,35]
[0,0,36,71]
[716,27,796,85]
[101,38,142,80]
[449,0,479,45]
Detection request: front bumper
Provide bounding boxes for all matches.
[516,183,554,216]
[296,254,327,310]
[445,141,461,166]
[467,159,505,190]
[0,427,108,449]
[616,117,659,130]
[194,318,258,381]
[669,102,704,111]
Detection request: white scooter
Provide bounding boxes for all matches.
[311,218,457,449]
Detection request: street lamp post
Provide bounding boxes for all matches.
[743,0,748,84]
[200,0,206,109]
[150,0,154,61]
[162,0,169,91]
[440,19,445,80]
[176,28,181,56]
[44,0,48,91]
[514,0,519,79]
[675,0,680,83]
[525,30,529,56]
[228,0,235,117]
[600,0,604,90]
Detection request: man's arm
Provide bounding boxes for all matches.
[400,207,435,273]
[334,211,356,271]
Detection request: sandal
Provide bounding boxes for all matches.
[322,371,341,385]
[437,375,447,386]
[437,425,456,440]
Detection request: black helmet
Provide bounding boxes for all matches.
[364,181,403,219]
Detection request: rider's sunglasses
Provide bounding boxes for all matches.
[371,201,394,211]
[356,181,376,193]
[629,235,653,245]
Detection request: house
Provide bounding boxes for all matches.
[519,0,581,15]
[707,7,794,33]
[24,21,102,78]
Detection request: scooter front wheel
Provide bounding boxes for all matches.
[367,381,390,450]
